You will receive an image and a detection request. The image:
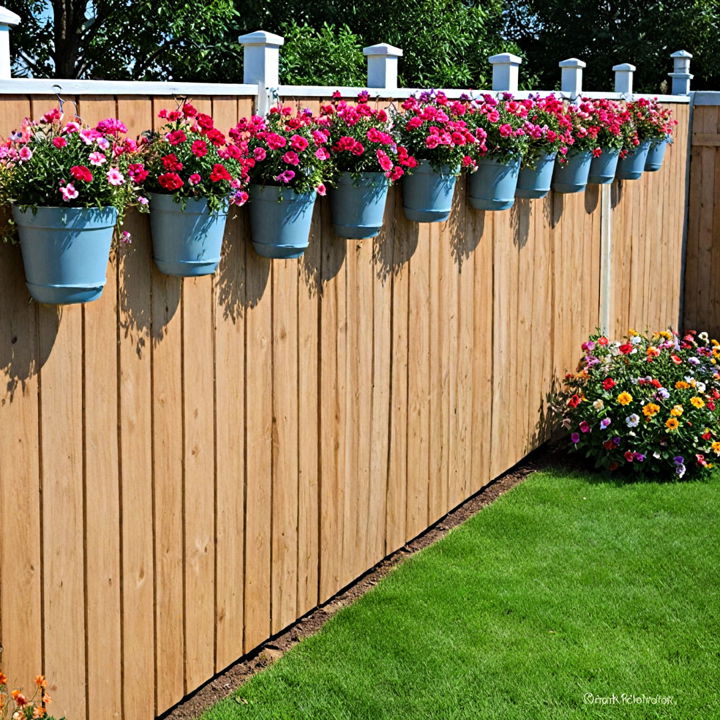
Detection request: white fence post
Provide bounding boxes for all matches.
[363,44,403,90]
[238,30,284,114]
[669,50,693,95]
[559,58,586,97]
[612,63,635,95]
[489,53,522,93]
[0,7,20,79]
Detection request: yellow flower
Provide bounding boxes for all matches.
[675,381,690,390]
[690,396,705,408]
[617,392,633,406]
[665,417,680,431]
[711,441,720,455]
[642,402,660,417]
[629,329,638,336]
[670,405,684,416]
[713,346,720,358]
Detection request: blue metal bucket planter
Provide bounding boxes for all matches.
[150,193,229,276]
[645,138,669,172]
[249,185,316,259]
[330,172,389,239]
[588,148,620,184]
[516,152,556,199]
[468,155,521,210]
[616,140,651,180]
[12,205,117,304]
[551,150,593,194]
[402,160,457,222]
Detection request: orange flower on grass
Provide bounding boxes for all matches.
[666,417,680,431]
[675,380,690,389]
[670,405,684,417]
[690,396,705,409]
[617,391,633,406]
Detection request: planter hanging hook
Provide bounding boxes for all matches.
[50,84,80,123]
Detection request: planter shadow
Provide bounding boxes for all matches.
[547,192,564,229]
[0,241,60,401]
[584,184,600,214]
[448,177,484,270]
[511,199,531,249]
[611,182,623,209]
[117,210,155,359]
[374,186,419,281]
[216,209,269,320]
[300,199,345,297]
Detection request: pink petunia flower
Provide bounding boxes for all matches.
[18,146,32,161]
[89,152,106,166]
[106,168,125,185]
[316,183,327,196]
[188,173,202,185]
[60,183,79,201]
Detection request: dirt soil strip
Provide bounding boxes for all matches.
[161,445,555,720]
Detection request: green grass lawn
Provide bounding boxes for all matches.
[203,466,720,720]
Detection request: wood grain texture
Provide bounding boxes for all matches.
[0,94,690,720]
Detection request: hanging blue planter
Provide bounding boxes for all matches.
[330,172,389,239]
[468,155,521,210]
[588,148,620,184]
[551,150,593,194]
[644,138,669,172]
[12,205,117,305]
[249,185,316,259]
[402,160,457,222]
[516,152,556,199]
[150,193,229,276]
[616,140,652,180]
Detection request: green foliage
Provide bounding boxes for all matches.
[6,0,240,80]
[507,0,720,93]
[279,22,365,86]
[201,468,720,719]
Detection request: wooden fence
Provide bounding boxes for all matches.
[0,95,689,720]
[684,98,720,334]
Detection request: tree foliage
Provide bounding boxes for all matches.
[506,0,720,93]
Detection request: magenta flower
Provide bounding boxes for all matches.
[316,183,327,196]
[570,433,581,444]
[282,151,300,166]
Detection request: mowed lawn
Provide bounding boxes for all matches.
[203,467,720,720]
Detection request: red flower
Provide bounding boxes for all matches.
[708,400,716,411]
[602,378,616,390]
[158,172,184,190]
[567,394,582,408]
[702,430,712,441]
[603,440,615,451]
[624,451,635,463]
[671,354,682,365]
[52,136,67,148]
[70,165,93,182]
[167,129,187,145]
[204,128,226,146]
[128,163,149,182]
[162,153,183,171]
[619,343,633,354]
[191,139,208,157]
[209,163,231,182]
[651,379,662,388]
[197,113,214,130]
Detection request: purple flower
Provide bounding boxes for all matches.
[673,456,685,465]
[634,452,646,462]
[600,418,612,430]
[570,433,580,444]
[688,357,700,366]
[612,436,622,447]
[656,387,670,400]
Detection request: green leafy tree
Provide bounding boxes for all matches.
[506,0,720,93]
[6,0,240,80]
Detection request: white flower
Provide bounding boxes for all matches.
[593,399,604,410]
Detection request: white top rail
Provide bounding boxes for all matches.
[0,78,259,96]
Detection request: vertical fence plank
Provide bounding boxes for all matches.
[212,97,247,672]
[115,96,155,720]
[0,96,43,702]
[271,257,299,633]
[385,190,410,553]
[244,247,273,649]
[77,96,123,720]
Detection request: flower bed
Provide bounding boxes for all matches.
[560,330,720,479]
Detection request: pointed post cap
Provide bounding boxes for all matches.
[363,43,403,57]
[489,53,522,65]
[612,62,636,72]
[559,58,586,68]
[670,49,693,58]
[0,7,20,25]
[238,30,284,47]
